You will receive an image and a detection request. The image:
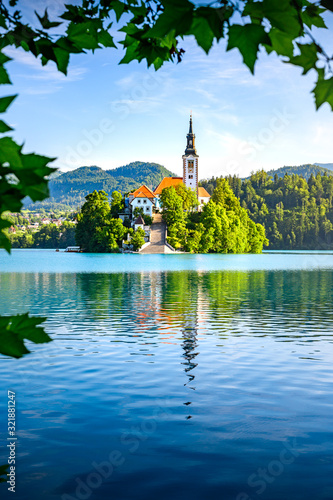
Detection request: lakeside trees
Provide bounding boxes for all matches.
[9,221,76,249]
[161,179,268,253]
[75,190,147,252]
[200,170,333,249]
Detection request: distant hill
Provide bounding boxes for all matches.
[266,164,333,180]
[25,162,176,211]
[314,163,333,171]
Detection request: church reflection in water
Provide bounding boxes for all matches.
[5,267,331,419]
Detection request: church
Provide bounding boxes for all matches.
[126,115,211,217]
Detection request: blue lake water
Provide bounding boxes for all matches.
[0,250,333,500]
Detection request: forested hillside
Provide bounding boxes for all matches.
[24,162,175,210]
[266,164,333,180]
[200,169,333,250]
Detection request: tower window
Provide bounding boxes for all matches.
[189,175,193,179]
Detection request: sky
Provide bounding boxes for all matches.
[3,0,333,180]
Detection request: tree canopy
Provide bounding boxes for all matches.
[201,169,333,249]
[161,179,268,252]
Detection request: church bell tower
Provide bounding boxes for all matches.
[182,114,198,192]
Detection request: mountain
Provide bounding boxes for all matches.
[25,162,176,211]
[266,164,333,180]
[314,163,333,171]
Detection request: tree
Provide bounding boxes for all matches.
[130,226,145,251]
[175,184,199,211]
[110,190,124,217]
[76,190,126,252]
[160,186,186,227]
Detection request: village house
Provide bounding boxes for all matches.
[128,185,156,217]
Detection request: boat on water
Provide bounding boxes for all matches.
[65,246,82,253]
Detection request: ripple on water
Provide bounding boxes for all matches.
[1,265,333,499]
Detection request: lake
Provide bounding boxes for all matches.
[1,250,333,500]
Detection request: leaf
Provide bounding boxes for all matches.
[320,0,333,13]
[0,66,12,85]
[268,28,294,57]
[67,22,100,50]
[243,0,265,20]
[227,24,271,73]
[262,0,302,37]
[0,313,51,358]
[289,43,318,74]
[53,47,70,74]
[20,153,56,170]
[0,95,17,113]
[35,8,63,30]
[302,4,327,29]
[194,6,226,41]
[0,53,11,65]
[112,0,126,22]
[21,182,50,201]
[147,0,194,38]
[0,137,23,169]
[0,330,30,357]
[0,15,7,29]
[97,30,116,48]
[189,15,215,54]
[312,76,333,110]
[0,120,13,133]
[119,42,140,65]
[21,40,30,51]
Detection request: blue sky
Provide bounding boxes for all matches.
[3,1,333,180]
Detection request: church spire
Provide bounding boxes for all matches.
[185,113,197,156]
[189,114,193,134]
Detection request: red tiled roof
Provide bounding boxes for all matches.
[132,185,155,198]
[154,177,184,195]
[198,187,211,198]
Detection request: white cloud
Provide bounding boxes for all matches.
[4,47,87,88]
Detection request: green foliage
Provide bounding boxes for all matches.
[143,214,153,226]
[76,190,126,252]
[202,168,333,250]
[0,313,52,358]
[130,226,145,251]
[110,190,124,217]
[160,186,186,228]
[161,180,267,253]
[0,0,331,114]
[8,221,76,249]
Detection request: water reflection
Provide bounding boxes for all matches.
[1,269,333,344]
[1,267,333,500]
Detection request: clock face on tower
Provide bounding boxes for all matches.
[188,167,193,173]
[189,140,192,146]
